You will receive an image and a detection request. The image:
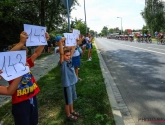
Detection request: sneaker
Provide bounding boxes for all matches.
[87,58,91,61]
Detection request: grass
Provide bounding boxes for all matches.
[0,45,115,125]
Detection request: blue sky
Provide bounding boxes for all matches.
[71,0,145,33]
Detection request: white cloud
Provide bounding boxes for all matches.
[71,0,146,33]
[136,0,145,5]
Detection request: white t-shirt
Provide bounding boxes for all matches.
[54,46,60,57]
[85,37,90,43]
[72,48,80,57]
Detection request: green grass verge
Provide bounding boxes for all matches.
[0,46,115,125]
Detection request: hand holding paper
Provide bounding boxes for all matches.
[20,31,29,45]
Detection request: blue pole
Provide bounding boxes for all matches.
[66,0,70,32]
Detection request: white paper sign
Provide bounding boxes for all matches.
[24,24,47,46]
[63,33,77,46]
[0,51,30,81]
[73,29,80,39]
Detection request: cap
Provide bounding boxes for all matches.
[55,36,62,42]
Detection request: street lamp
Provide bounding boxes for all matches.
[117,17,123,34]
[84,0,87,34]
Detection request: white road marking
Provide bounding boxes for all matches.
[148,47,165,51]
[113,43,165,55]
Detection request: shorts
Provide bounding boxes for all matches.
[72,55,81,67]
[82,44,86,47]
[63,84,77,105]
[12,96,38,125]
[87,43,92,49]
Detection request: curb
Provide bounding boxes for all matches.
[94,40,125,125]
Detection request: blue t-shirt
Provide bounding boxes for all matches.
[60,60,78,87]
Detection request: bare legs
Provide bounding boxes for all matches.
[65,104,74,116]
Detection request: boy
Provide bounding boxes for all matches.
[1,31,49,125]
[57,36,82,121]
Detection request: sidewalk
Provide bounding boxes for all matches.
[0,53,59,106]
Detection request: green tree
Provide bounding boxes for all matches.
[89,30,95,36]
[0,0,79,50]
[142,25,150,34]
[109,28,114,33]
[101,26,108,36]
[75,21,87,35]
[141,0,165,34]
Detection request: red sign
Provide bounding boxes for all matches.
[126,29,132,34]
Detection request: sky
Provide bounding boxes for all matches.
[71,0,146,33]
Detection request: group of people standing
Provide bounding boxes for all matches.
[0,30,94,125]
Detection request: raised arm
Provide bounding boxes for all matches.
[0,70,22,95]
[0,77,22,95]
[30,32,50,62]
[77,35,83,45]
[70,46,76,58]
[10,31,28,51]
[59,37,66,64]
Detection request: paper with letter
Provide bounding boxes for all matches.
[24,24,47,46]
[73,29,80,39]
[0,51,30,81]
[63,33,77,46]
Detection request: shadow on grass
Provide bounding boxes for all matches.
[0,46,115,125]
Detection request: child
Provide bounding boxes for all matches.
[72,35,82,81]
[1,31,49,125]
[57,36,82,121]
[54,36,65,58]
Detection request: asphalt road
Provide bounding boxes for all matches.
[95,38,165,125]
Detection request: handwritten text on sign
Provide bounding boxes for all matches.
[24,24,47,46]
[0,51,30,81]
[73,29,80,39]
[64,33,76,46]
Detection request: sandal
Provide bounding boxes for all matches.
[71,111,83,118]
[78,78,82,81]
[67,114,78,121]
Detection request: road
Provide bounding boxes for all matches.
[95,38,165,125]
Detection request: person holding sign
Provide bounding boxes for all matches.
[5,31,50,125]
[58,36,83,121]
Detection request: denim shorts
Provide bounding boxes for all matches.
[87,43,92,49]
[12,96,38,125]
[72,55,81,67]
[63,84,77,105]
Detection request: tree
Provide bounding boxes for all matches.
[114,27,120,33]
[142,25,150,34]
[101,26,108,36]
[0,0,79,51]
[109,28,114,33]
[89,30,95,36]
[141,0,165,34]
